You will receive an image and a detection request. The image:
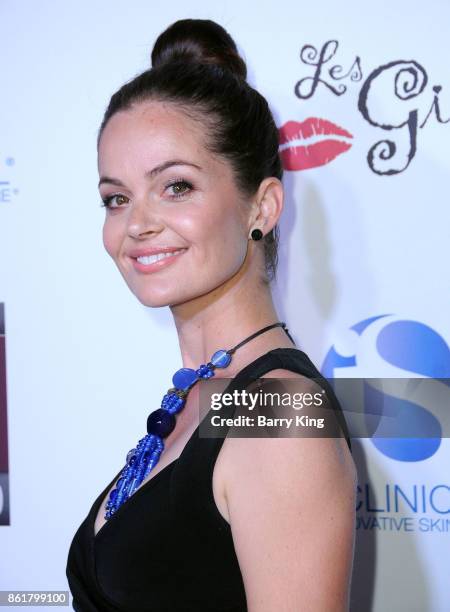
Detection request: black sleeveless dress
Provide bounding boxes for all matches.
[66,348,352,612]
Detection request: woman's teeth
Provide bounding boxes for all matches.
[136,249,185,265]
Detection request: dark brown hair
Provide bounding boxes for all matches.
[97,19,283,284]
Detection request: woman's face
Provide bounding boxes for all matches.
[98,101,251,308]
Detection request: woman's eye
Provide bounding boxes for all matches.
[100,194,129,209]
[100,180,193,209]
[166,180,193,198]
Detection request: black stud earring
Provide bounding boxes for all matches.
[250,228,263,241]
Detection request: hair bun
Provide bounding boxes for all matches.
[151,18,247,80]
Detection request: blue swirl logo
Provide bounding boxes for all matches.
[321,315,450,461]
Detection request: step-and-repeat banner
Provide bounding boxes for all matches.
[1,1,449,610]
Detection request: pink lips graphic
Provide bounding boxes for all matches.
[279,117,353,171]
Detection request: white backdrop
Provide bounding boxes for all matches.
[1,1,449,610]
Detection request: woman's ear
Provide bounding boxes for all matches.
[248,177,284,235]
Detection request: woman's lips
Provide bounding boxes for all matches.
[130,249,187,274]
[279,117,353,170]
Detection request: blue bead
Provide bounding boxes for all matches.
[161,392,185,415]
[116,477,126,490]
[166,399,184,415]
[197,363,215,379]
[210,349,231,368]
[172,367,199,390]
[146,408,176,438]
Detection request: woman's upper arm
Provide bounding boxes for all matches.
[225,370,357,612]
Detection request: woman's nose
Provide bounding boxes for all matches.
[126,198,165,238]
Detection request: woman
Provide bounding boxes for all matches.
[66,18,357,612]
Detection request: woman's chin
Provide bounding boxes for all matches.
[132,288,188,309]
[134,293,174,308]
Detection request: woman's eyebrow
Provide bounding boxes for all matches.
[98,159,202,188]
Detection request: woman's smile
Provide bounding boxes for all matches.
[129,247,188,274]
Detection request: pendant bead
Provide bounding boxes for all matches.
[146,409,176,437]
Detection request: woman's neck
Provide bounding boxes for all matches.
[170,278,295,375]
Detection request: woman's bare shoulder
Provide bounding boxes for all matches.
[219,376,357,611]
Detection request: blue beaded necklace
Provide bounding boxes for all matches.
[104,321,294,520]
